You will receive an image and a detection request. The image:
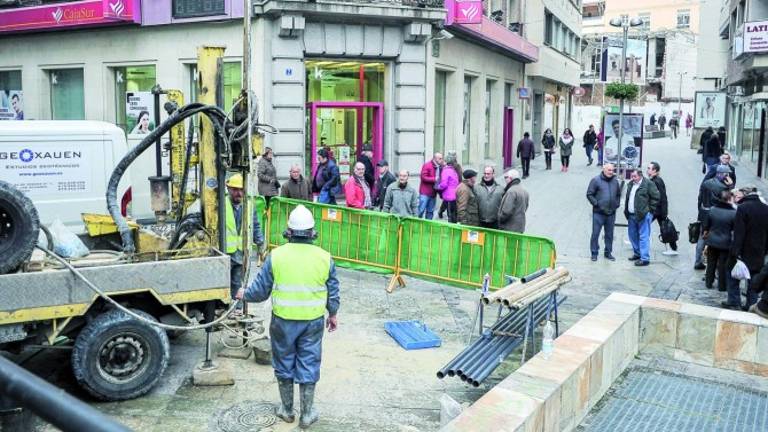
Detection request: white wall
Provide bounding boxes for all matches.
[695,0,728,91]
[663,33,698,100]
[524,0,582,87]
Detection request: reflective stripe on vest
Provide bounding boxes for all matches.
[225,198,242,254]
[271,243,331,320]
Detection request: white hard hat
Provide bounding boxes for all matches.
[287,205,315,231]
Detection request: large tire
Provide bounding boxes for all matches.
[72,309,170,401]
[0,180,39,274]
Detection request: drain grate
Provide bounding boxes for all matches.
[580,368,768,432]
[211,401,278,432]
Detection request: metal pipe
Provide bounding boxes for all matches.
[520,268,547,283]
[471,338,522,386]
[0,356,130,432]
[461,336,516,381]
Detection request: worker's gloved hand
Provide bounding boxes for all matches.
[326,315,338,333]
[235,288,245,300]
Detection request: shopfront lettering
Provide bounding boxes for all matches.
[747,24,768,33]
[0,151,83,161]
[62,8,96,22]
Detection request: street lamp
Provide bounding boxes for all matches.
[609,16,643,177]
[677,71,688,113]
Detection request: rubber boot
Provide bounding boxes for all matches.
[299,383,319,429]
[276,379,295,423]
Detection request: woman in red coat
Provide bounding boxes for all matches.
[345,162,372,209]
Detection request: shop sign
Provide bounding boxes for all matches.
[173,0,225,19]
[0,0,140,34]
[517,87,530,99]
[450,0,483,25]
[572,87,586,97]
[744,20,768,53]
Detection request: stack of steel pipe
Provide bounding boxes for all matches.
[483,267,570,309]
[436,295,561,387]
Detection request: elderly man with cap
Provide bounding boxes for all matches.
[225,173,265,312]
[498,169,530,233]
[373,159,396,210]
[237,204,340,428]
[456,169,480,226]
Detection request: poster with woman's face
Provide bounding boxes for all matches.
[126,92,155,136]
[694,92,726,128]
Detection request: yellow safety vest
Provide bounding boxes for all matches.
[224,198,242,254]
[270,243,331,320]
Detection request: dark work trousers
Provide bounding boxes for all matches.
[521,158,531,177]
[446,201,458,223]
[544,152,553,169]
[230,259,244,310]
[705,247,729,290]
[561,155,571,168]
[479,221,498,229]
[655,216,678,251]
[590,212,616,257]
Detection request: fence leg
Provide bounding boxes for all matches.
[386,272,406,293]
[520,305,534,365]
[553,291,560,337]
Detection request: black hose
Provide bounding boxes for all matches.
[106,103,229,252]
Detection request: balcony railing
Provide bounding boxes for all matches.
[334,0,445,7]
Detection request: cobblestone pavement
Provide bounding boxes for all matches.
[19,134,768,431]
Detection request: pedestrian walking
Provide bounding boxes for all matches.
[669,117,679,139]
[517,132,535,178]
[731,187,768,310]
[345,162,373,209]
[583,125,597,166]
[313,149,341,205]
[382,170,419,217]
[281,164,312,201]
[704,133,723,169]
[685,113,693,136]
[475,166,504,229]
[541,128,556,170]
[559,128,574,172]
[357,144,375,189]
[702,190,736,292]
[658,113,667,131]
[257,147,280,205]
[596,128,605,166]
[650,113,657,126]
[373,159,396,210]
[624,169,660,266]
[435,155,460,223]
[225,174,265,313]
[236,204,339,429]
[586,163,621,261]
[418,152,443,219]
[497,169,529,233]
[647,162,678,255]
[456,169,480,226]
[694,165,734,269]
[700,127,717,170]
[717,127,727,153]
[704,152,737,185]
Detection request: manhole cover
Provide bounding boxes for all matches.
[211,400,278,432]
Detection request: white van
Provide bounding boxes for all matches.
[0,121,136,232]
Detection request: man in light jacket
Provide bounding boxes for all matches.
[586,163,622,261]
[383,170,419,217]
[498,169,529,233]
[475,166,504,229]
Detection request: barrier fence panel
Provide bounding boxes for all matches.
[398,218,556,290]
[266,197,400,274]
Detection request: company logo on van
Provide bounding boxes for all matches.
[0,149,83,162]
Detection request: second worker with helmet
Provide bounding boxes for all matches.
[237,204,340,429]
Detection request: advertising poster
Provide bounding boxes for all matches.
[602,113,644,171]
[601,37,647,84]
[693,91,726,128]
[125,91,155,135]
[0,141,93,196]
[0,90,24,120]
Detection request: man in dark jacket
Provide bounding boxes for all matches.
[695,165,733,269]
[731,187,768,310]
[281,164,313,201]
[516,132,535,179]
[583,125,597,166]
[357,144,375,189]
[703,190,736,293]
[373,160,396,209]
[586,163,622,261]
[703,134,723,168]
[624,169,660,266]
[750,262,768,318]
[475,166,504,229]
[456,170,480,226]
[313,149,341,204]
[700,127,716,167]
[647,162,677,254]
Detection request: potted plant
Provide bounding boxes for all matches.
[604,82,639,101]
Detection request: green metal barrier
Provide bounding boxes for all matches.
[266,197,400,275]
[263,197,556,291]
[397,218,556,290]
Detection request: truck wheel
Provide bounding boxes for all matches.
[0,180,39,274]
[72,309,170,401]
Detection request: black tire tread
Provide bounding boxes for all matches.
[0,180,39,274]
[71,309,170,401]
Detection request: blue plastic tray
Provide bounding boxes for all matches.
[385,320,442,350]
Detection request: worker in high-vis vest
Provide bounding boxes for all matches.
[225,173,264,313]
[237,204,339,429]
